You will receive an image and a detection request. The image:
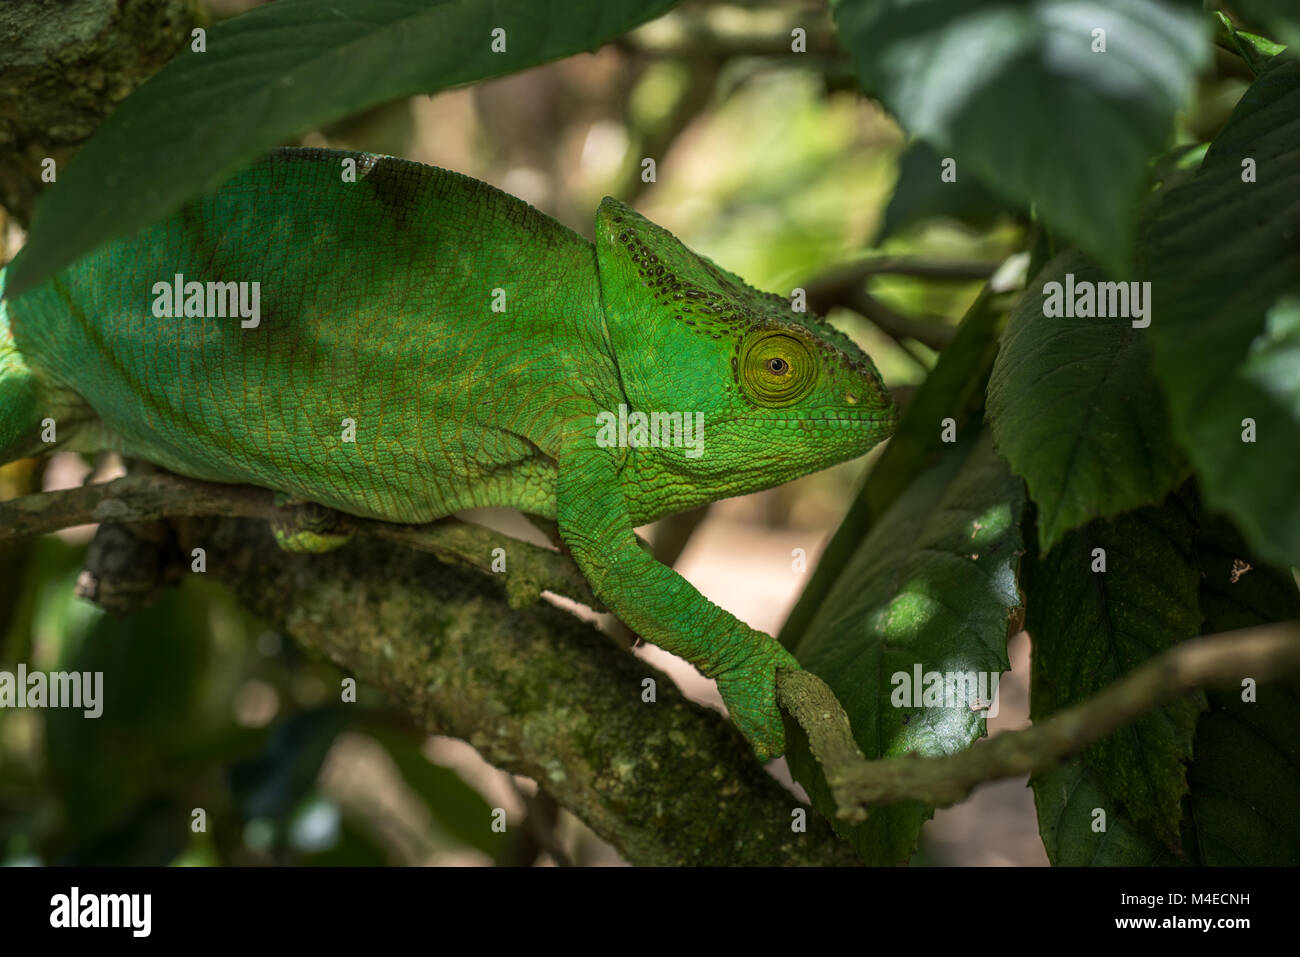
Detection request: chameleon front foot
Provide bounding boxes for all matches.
[715,642,801,761]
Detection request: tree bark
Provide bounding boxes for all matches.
[189,517,859,866]
[0,0,193,225]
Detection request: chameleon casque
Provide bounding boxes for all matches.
[0,148,896,759]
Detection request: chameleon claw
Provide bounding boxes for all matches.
[270,499,352,553]
[716,643,800,761]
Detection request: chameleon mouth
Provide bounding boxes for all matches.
[744,412,896,426]
[745,406,902,440]
[715,413,899,446]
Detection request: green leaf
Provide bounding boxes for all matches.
[1235,1,1300,49]
[58,797,192,867]
[781,283,1009,650]
[829,0,1209,273]
[880,140,1014,240]
[1031,502,1300,865]
[988,250,1186,551]
[1183,508,1300,865]
[1184,685,1300,864]
[43,587,212,853]
[1214,12,1287,75]
[1025,490,1204,847]
[1196,509,1300,633]
[1032,761,1182,865]
[5,0,681,299]
[1144,56,1300,568]
[788,432,1024,864]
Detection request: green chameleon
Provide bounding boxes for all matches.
[0,148,896,759]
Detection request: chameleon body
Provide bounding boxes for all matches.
[0,148,896,758]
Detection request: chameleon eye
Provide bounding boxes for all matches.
[740,332,816,407]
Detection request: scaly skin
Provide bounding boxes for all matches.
[0,148,897,758]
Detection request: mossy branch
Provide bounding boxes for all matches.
[0,471,598,609]
[179,517,863,866]
[14,474,1290,850]
[0,0,193,224]
[0,471,859,865]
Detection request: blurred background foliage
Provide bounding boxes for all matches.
[0,0,1278,865]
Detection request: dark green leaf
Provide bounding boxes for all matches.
[56,797,191,867]
[988,250,1186,551]
[1026,491,1203,846]
[1184,686,1300,864]
[1214,12,1287,75]
[1144,55,1300,568]
[1,535,91,665]
[43,587,212,850]
[830,0,1209,273]
[5,0,681,298]
[788,433,1024,864]
[1032,760,1182,865]
[1235,1,1300,49]
[1183,507,1300,865]
[881,140,1013,240]
[1032,501,1300,865]
[1196,509,1300,632]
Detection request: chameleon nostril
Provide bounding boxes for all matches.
[845,393,858,404]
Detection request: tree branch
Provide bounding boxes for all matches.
[189,517,860,865]
[1,471,859,863]
[0,472,599,610]
[802,260,1002,352]
[15,473,1290,856]
[0,0,193,224]
[778,621,1300,822]
[813,258,1001,284]
[15,468,1288,858]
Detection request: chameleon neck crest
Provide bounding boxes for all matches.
[594,196,892,415]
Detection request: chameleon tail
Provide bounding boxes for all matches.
[0,268,48,465]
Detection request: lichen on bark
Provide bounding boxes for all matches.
[0,0,194,224]
[190,518,859,865]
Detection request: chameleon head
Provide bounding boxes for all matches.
[593,198,899,509]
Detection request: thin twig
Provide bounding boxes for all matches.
[803,260,998,351]
[0,472,599,609]
[499,781,573,867]
[778,621,1300,822]
[819,258,1000,283]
